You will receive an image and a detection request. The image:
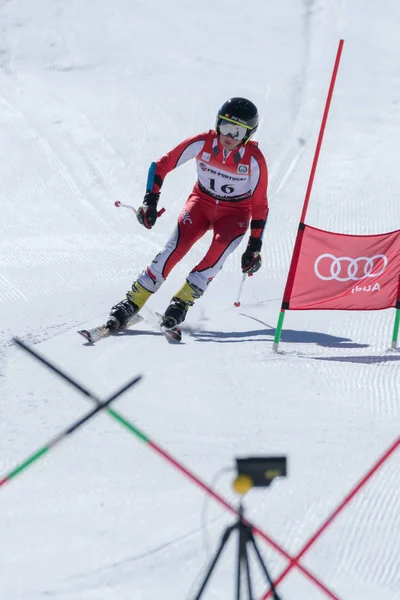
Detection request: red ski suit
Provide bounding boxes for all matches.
[140,130,268,293]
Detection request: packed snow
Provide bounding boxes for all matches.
[0,1,399,599]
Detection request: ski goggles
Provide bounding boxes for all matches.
[218,118,250,141]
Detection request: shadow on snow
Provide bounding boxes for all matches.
[312,354,400,364]
[192,313,369,349]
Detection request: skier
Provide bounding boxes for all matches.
[107,97,269,332]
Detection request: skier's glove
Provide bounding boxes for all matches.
[241,237,262,274]
[137,192,160,229]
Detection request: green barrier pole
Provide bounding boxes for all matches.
[391,308,400,349]
[273,310,286,352]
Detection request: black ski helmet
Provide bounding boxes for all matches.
[216,97,259,143]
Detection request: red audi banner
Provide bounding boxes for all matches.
[287,225,400,310]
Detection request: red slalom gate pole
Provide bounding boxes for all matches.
[262,435,400,599]
[299,38,344,224]
[273,39,344,352]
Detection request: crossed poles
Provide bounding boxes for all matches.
[2,338,398,599]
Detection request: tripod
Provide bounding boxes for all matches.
[193,503,281,600]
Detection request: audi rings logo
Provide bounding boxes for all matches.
[314,254,388,282]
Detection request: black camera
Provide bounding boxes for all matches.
[233,456,287,494]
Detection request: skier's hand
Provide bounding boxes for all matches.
[137,192,160,229]
[137,205,158,229]
[241,237,262,274]
[241,250,261,273]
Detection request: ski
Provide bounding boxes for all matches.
[78,313,143,344]
[78,311,182,345]
[154,311,182,344]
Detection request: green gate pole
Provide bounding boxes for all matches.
[391,278,400,350]
[273,310,286,352]
[391,308,400,350]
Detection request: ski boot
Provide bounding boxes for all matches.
[162,280,203,330]
[107,281,153,330]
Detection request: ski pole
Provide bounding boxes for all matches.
[234,273,252,307]
[114,200,166,218]
[0,339,142,488]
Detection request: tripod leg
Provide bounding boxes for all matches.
[248,532,281,600]
[193,525,235,600]
[243,540,254,600]
[237,520,255,600]
[236,523,243,600]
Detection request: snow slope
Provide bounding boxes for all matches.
[0,1,399,599]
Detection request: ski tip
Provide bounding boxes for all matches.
[161,325,182,344]
[154,311,183,343]
[77,329,94,344]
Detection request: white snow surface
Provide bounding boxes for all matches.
[0,1,399,599]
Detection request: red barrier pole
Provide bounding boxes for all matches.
[273,39,344,351]
[299,38,344,223]
[263,435,400,598]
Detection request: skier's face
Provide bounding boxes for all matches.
[219,134,242,150]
